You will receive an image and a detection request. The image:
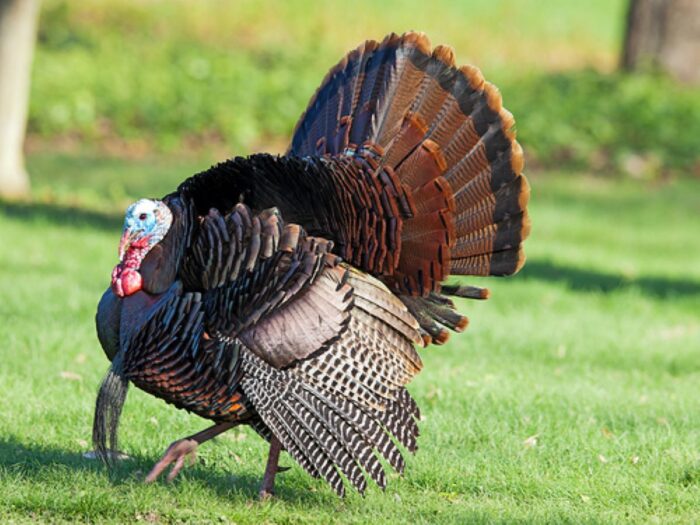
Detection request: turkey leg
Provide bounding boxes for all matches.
[258,435,282,499]
[145,421,238,483]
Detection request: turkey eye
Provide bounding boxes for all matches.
[139,213,148,220]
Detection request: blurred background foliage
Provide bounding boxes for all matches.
[29,0,700,177]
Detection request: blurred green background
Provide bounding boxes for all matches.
[1,1,700,523]
[27,0,700,181]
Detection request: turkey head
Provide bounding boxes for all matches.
[111,198,173,297]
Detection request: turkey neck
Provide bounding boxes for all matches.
[139,195,193,295]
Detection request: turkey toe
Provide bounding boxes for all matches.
[145,438,198,483]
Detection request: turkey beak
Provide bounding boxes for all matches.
[118,228,138,261]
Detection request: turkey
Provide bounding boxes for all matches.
[93,31,530,498]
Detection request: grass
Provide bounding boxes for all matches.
[1,153,699,523]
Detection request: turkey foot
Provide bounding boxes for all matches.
[259,435,283,500]
[145,422,236,483]
[145,438,198,483]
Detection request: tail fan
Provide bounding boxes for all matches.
[289,31,530,286]
[289,31,530,342]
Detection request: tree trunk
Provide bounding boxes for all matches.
[622,0,700,84]
[0,0,39,198]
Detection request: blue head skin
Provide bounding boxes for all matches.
[112,199,173,297]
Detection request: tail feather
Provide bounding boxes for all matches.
[441,284,490,300]
[452,212,531,259]
[454,175,530,237]
[451,246,526,276]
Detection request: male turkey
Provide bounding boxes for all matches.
[93,31,530,498]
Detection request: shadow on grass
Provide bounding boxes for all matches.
[0,436,320,504]
[521,259,700,298]
[0,200,122,230]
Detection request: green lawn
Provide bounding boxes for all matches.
[0,154,699,523]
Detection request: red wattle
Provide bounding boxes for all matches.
[111,265,143,297]
[121,268,143,296]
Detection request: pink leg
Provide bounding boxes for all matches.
[259,435,282,500]
[145,422,237,483]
